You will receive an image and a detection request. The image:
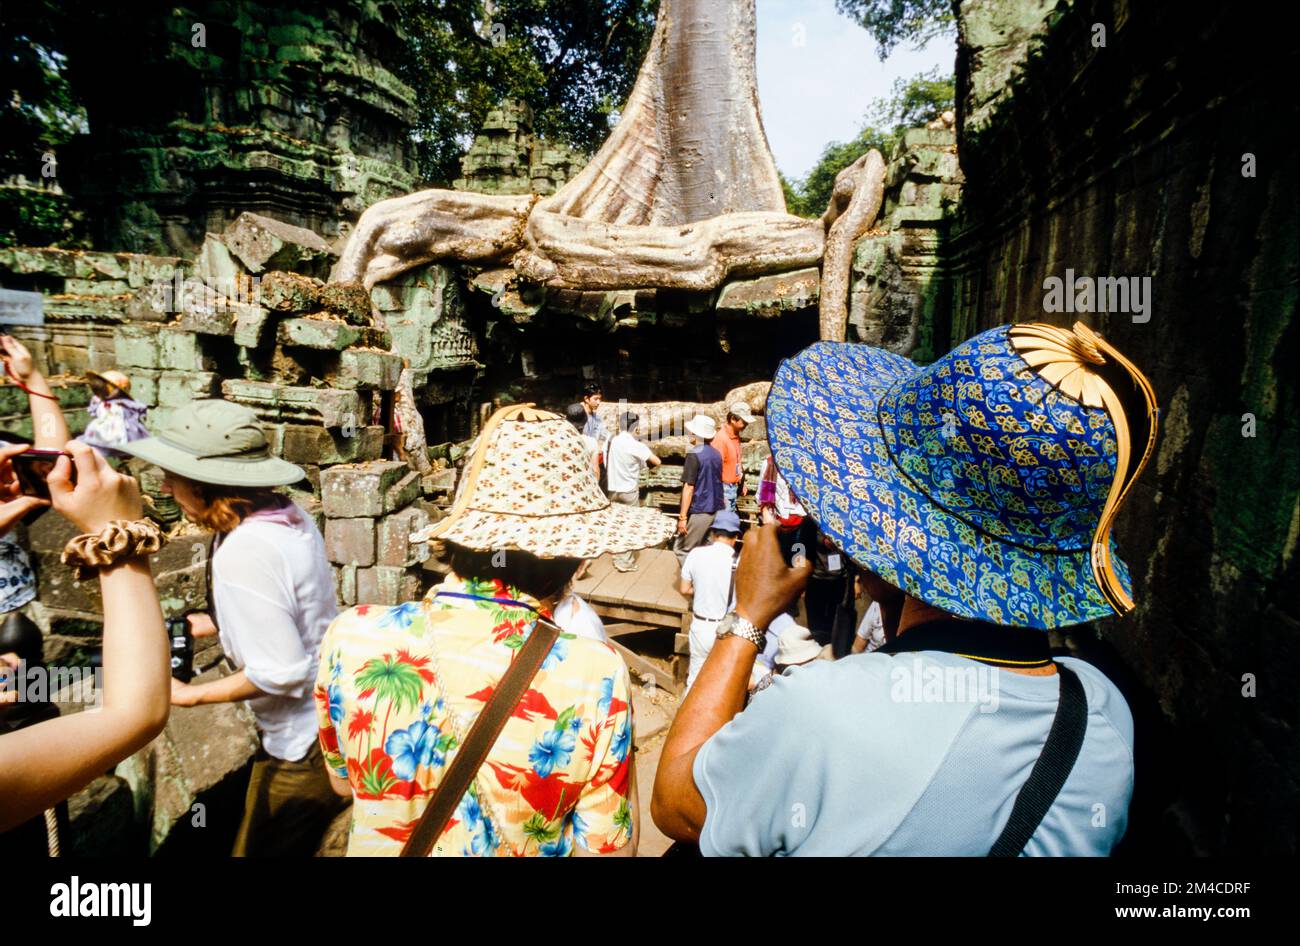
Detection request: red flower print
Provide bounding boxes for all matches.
[348,709,374,740]
[590,755,631,797]
[318,726,339,755]
[469,686,559,723]
[395,648,436,684]
[580,718,613,762]
[376,820,419,844]
[491,616,528,643]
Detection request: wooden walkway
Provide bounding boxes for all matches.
[571,548,688,630]
[572,549,690,694]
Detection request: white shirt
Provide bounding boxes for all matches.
[681,540,736,622]
[554,593,609,643]
[605,430,654,493]
[856,601,887,652]
[578,433,600,474]
[212,511,338,761]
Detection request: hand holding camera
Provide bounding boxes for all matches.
[0,443,52,534]
[47,441,143,535]
[734,523,812,631]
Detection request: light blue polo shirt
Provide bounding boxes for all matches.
[693,651,1134,856]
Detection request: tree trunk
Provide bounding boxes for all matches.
[335,0,824,294]
[541,0,786,225]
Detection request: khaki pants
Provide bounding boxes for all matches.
[232,742,348,857]
[673,512,716,565]
[609,490,641,571]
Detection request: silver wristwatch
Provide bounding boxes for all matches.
[715,612,765,649]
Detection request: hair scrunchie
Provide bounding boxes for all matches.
[61,519,167,580]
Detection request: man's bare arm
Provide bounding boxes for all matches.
[651,525,809,841]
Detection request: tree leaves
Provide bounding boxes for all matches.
[393,0,658,184]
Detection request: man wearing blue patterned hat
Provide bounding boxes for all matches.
[652,322,1159,856]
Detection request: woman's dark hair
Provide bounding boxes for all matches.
[565,403,588,431]
[443,542,582,603]
[582,381,602,398]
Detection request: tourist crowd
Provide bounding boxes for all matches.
[0,319,1154,857]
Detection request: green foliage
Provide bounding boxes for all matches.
[1,0,89,246]
[0,0,85,179]
[394,0,658,185]
[784,67,954,218]
[834,0,955,59]
[868,67,956,133]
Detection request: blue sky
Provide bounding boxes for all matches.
[755,0,955,182]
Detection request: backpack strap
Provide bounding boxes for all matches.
[987,664,1088,856]
[400,616,561,857]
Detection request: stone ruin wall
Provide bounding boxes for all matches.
[946,0,1298,854]
[44,0,421,257]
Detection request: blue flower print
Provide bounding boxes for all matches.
[569,809,589,844]
[385,719,438,781]
[597,675,615,715]
[540,832,573,857]
[529,727,577,778]
[541,636,569,671]
[610,721,631,762]
[378,601,422,630]
[327,683,346,729]
[457,790,497,856]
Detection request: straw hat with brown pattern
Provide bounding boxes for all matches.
[415,404,676,558]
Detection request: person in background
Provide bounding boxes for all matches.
[606,411,661,573]
[804,530,849,648]
[678,510,741,689]
[581,381,608,447]
[674,414,724,563]
[120,399,344,857]
[774,622,833,674]
[0,335,72,617]
[852,570,904,654]
[78,370,149,460]
[745,612,810,702]
[565,403,602,583]
[0,441,169,835]
[553,584,610,644]
[316,405,676,856]
[710,402,753,514]
[0,336,70,452]
[0,607,65,854]
[757,451,806,570]
[565,402,601,479]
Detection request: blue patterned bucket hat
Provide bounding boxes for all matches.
[766,322,1159,629]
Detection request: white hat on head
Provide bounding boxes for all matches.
[776,622,822,666]
[685,414,717,441]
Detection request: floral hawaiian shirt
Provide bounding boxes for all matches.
[0,534,36,613]
[314,573,635,856]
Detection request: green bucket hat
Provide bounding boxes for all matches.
[121,399,305,487]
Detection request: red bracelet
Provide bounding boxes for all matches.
[4,361,60,400]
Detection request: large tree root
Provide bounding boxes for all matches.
[333,190,535,289]
[594,381,771,441]
[515,211,824,290]
[819,149,886,341]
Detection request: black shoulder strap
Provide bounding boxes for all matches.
[988,664,1088,857]
[400,616,561,857]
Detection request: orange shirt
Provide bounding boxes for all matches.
[711,429,743,484]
